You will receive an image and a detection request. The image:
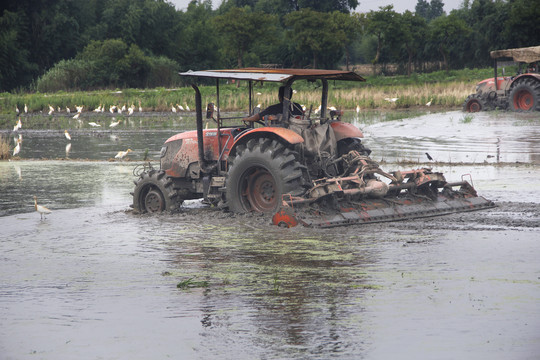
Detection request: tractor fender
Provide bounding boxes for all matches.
[330,121,364,141]
[230,127,304,157]
[509,74,540,89]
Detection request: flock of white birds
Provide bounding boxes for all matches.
[12,102,161,219]
[10,101,169,160]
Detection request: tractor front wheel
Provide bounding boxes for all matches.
[226,138,305,213]
[463,94,484,113]
[509,79,540,112]
[132,170,182,214]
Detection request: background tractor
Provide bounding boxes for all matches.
[463,45,540,112]
[132,68,493,227]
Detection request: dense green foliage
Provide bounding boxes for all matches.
[0,0,538,93]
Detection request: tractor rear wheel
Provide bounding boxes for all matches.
[509,78,540,111]
[226,138,305,213]
[463,94,485,112]
[132,170,182,214]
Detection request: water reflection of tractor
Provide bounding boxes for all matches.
[463,45,540,112]
[132,68,494,227]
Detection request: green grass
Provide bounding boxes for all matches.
[0,67,497,117]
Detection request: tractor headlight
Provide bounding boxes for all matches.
[160,146,167,158]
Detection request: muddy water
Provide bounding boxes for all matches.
[1,110,539,359]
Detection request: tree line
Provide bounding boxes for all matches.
[0,0,538,92]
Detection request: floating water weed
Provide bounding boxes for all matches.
[272,273,280,294]
[460,114,474,123]
[177,278,209,290]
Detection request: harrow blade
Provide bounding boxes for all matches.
[273,194,495,228]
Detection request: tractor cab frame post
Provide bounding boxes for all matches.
[215,78,222,171]
[192,83,217,174]
[494,59,499,91]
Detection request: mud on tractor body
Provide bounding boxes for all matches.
[463,45,540,112]
[132,68,494,227]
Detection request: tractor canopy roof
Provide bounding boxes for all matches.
[490,45,540,63]
[179,68,366,83]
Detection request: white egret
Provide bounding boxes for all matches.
[426,98,433,106]
[177,104,184,111]
[64,130,72,140]
[356,105,360,113]
[109,105,117,113]
[33,196,52,220]
[127,106,134,115]
[115,148,132,159]
[48,105,54,115]
[66,107,71,113]
[24,104,28,113]
[76,105,83,113]
[13,139,21,156]
[72,112,80,120]
[109,119,122,128]
[185,104,190,111]
[16,105,20,114]
[88,122,101,127]
[65,142,72,156]
[384,97,399,103]
[13,118,22,131]
[172,105,177,113]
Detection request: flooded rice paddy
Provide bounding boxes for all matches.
[1,110,539,359]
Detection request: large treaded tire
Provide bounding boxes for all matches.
[132,170,182,214]
[509,78,540,112]
[226,138,305,213]
[462,94,485,112]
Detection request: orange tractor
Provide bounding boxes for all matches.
[132,68,494,227]
[463,45,540,112]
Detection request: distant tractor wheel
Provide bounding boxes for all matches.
[226,138,304,213]
[463,94,484,113]
[132,170,182,214]
[509,78,540,111]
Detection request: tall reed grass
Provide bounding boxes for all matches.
[0,135,10,159]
